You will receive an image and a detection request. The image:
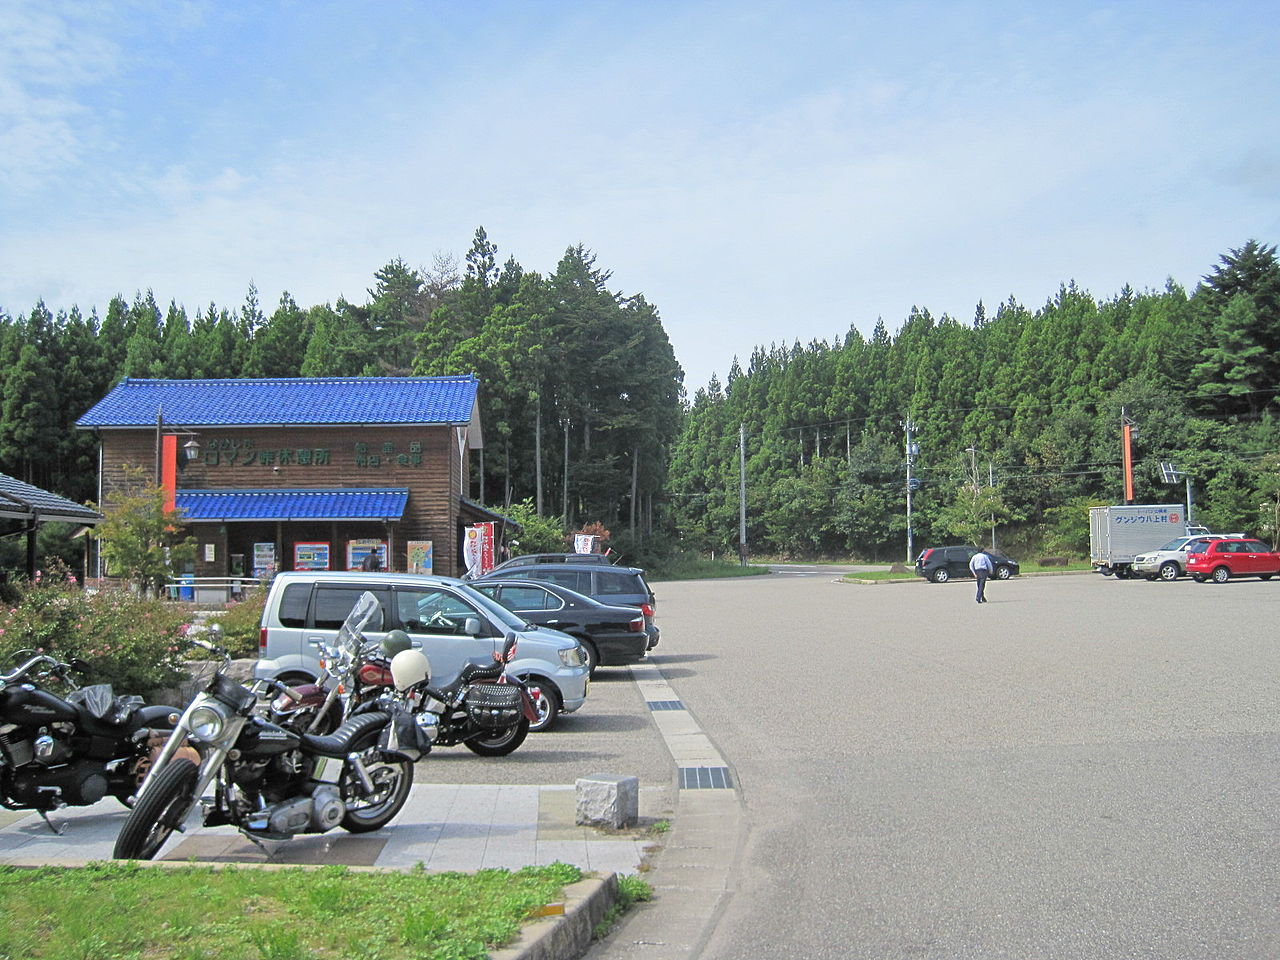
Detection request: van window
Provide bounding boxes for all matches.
[394,586,482,635]
[277,583,312,628]
[595,571,644,596]
[312,585,389,630]
[521,569,587,592]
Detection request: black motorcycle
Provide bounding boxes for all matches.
[113,623,414,861]
[377,634,537,758]
[270,593,536,757]
[0,650,176,832]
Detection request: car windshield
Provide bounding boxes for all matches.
[1155,538,1190,551]
[453,582,536,632]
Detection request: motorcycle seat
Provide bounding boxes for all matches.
[77,702,178,739]
[449,660,505,691]
[298,711,388,758]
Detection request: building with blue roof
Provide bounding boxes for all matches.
[76,377,503,579]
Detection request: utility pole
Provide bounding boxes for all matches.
[988,459,996,549]
[904,419,918,563]
[739,423,748,565]
[1121,407,1136,504]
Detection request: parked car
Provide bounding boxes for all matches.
[1184,537,1280,583]
[470,578,648,676]
[1132,535,1226,581]
[253,571,589,731]
[478,562,660,650]
[489,553,616,570]
[915,546,1020,583]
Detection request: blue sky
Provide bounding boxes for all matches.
[3,1,1278,392]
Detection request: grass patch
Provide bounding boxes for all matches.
[842,560,1092,582]
[0,860,582,960]
[649,557,770,581]
[593,874,654,940]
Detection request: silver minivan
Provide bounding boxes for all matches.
[253,571,588,731]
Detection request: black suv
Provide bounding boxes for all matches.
[474,561,659,650]
[915,546,1019,583]
[492,552,615,570]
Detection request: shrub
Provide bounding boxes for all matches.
[205,584,268,658]
[0,563,191,696]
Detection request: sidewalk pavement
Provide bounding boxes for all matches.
[0,783,662,874]
[0,656,743,960]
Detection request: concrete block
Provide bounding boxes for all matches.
[575,774,639,829]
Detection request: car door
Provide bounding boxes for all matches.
[474,583,566,630]
[1241,540,1271,575]
[951,547,975,578]
[391,584,498,687]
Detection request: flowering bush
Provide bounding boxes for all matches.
[204,584,267,659]
[0,563,191,696]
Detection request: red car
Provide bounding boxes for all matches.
[1185,537,1280,583]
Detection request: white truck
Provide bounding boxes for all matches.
[1089,504,1204,578]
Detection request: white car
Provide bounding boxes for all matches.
[1132,535,1225,581]
[253,570,589,731]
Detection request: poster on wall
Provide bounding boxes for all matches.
[462,522,495,577]
[294,542,330,571]
[407,541,433,574]
[347,539,387,571]
[253,542,276,578]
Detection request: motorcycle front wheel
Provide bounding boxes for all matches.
[113,758,199,860]
[340,755,413,833]
[464,716,531,757]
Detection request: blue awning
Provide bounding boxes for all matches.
[174,488,409,522]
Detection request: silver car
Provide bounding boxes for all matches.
[1132,535,1219,581]
[253,571,588,731]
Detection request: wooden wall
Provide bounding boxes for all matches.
[94,423,472,577]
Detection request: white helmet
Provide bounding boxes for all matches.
[390,649,430,691]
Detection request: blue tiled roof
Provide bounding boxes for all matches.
[0,473,101,523]
[77,377,479,427]
[174,488,409,522]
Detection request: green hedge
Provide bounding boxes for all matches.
[0,565,191,696]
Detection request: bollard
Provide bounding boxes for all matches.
[575,773,639,829]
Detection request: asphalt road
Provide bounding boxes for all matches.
[647,571,1280,960]
[405,656,674,793]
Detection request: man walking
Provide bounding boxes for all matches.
[969,548,993,603]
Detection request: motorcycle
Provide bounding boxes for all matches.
[269,594,537,757]
[0,649,176,833]
[112,617,414,861]
[378,635,537,758]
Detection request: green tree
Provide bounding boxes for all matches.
[91,467,196,597]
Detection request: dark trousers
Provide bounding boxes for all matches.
[975,571,989,602]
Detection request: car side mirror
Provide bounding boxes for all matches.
[463,617,481,637]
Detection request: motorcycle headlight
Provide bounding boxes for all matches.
[188,703,228,742]
[559,646,585,668]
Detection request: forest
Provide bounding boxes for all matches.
[669,240,1280,561]
[2,234,1278,571]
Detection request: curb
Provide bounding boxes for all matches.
[840,569,1091,584]
[491,875,618,960]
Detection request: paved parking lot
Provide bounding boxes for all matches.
[629,570,1280,960]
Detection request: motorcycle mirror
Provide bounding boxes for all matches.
[68,658,91,675]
